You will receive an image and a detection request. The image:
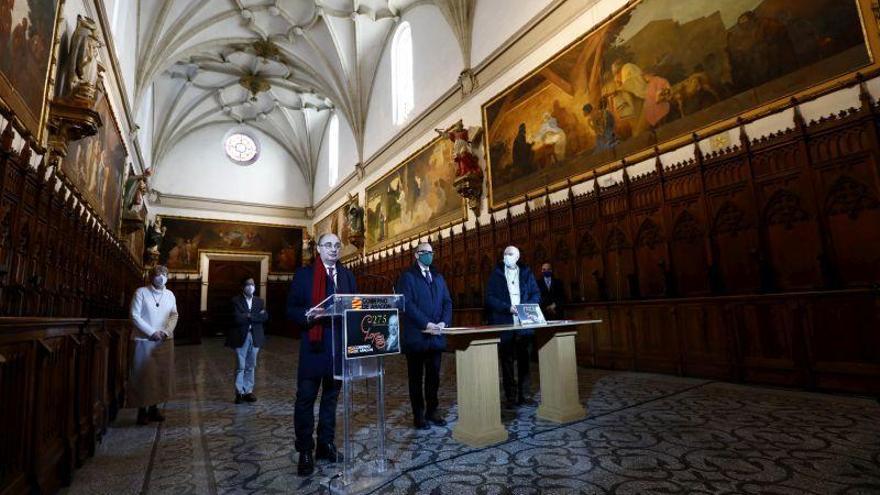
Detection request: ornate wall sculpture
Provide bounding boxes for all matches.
[436,120,485,217]
[482,0,879,209]
[157,217,304,273]
[365,136,464,252]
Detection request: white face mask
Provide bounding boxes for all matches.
[503,253,519,268]
[152,274,167,288]
[244,285,255,296]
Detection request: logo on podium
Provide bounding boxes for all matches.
[344,309,401,359]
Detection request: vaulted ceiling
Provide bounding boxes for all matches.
[137,0,478,193]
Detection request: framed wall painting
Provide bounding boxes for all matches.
[157,216,304,274]
[60,86,127,233]
[482,0,879,209]
[0,0,65,145]
[365,136,465,252]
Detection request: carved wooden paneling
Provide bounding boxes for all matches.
[0,319,133,495]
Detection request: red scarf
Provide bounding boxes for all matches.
[308,261,329,344]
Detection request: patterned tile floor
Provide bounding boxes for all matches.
[61,338,880,495]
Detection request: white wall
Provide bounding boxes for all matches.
[314,111,358,202]
[362,3,464,160]
[151,124,311,207]
[471,0,558,66]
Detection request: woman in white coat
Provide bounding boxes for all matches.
[129,265,178,425]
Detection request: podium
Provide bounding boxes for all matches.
[308,294,404,495]
[441,319,601,447]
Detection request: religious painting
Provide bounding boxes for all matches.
[314,202,359,260]
[483,0,876,209]
[0,0,63,144]
[158,217,303,273]
[365,136,464,252]
[61,88,127,232]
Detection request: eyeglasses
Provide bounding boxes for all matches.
[319,242,342,250]
[416,250,433,255]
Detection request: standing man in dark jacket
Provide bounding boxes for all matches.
[227,277,268,404]
[287,233,356,476]
[396,242,453,430]
[537,262,567,319]
[485,246,541,408]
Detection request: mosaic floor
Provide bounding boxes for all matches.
[61,338,880,495]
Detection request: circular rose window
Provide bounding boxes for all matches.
[224,132,259,165]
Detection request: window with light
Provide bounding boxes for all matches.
[328,114,339,187]
[391,22,414,126]
[224,132,260,165]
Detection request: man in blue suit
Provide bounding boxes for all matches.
[287,233,356,476]
[396,242,453,430]
[485,245,541,409]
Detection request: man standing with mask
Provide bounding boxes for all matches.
[485,246,541,409]
[227,277,268,404]
[538,262,567,319]
[396,242,453,430]
[287,233,356,476]
[129,265,179,425]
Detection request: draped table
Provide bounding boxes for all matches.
[436,319,602,447]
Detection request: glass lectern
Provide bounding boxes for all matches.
[308,293,404,494]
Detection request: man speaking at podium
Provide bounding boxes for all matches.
[397,242,453,430]
[287,233,357,476]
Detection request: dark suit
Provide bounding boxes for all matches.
[227,294,268,348]
[485,262,541,402]
[227,294,268,395]
[396,264,453,421]
[538,275,566,319]
[286,263,357,452]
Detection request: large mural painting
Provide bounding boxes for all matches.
[483,0,875,208]
[158,217,303,273]
[365,137,463,251]
[314,202,360,260]
[0,0,62,144]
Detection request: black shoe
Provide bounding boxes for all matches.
[234,393,243,404]
[147,405,165,422]
[136,408,149,425]
[297,452,314,476]
[426,411,447,427]
[517,396,538,407]
[315,443,343,462]
[243,393,257,403]
[413,417,430,430]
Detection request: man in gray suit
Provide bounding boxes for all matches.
[227,277,268,404]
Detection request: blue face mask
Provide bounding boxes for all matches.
[418,252,434,266]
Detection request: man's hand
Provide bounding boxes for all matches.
[424,322,442,335]
[510,305,517,314]
[306,307,326,322]
[548,303,556,312]
[150,331,167,341]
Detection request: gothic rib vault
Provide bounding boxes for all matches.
[136,0,478,202]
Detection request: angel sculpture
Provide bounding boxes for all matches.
[435,120,484,178]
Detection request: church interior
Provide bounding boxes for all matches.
[1,0,879,494]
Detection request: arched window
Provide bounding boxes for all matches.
[328,114,339,187]
[391,22,414,126]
